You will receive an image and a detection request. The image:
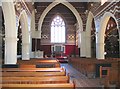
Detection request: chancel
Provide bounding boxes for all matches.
[0,0,120,89]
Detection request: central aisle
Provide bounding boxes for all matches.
[61,63,101,88]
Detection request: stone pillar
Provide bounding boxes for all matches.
[85,34,91,58]
[80,31,86,57]
[4,37,18,64]
[30,10,36,58]
[85,12,93,58]
[2,1,17,64]
[21,23,30,60]
[22,43,30,60]
[96,42,105,59]
[19,10,30,60]
[31,10,36,38]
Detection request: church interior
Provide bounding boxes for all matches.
[0,0,120,88]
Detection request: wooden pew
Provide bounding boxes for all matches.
[2,76,70,84]
[2,68,65,72]
[17,59,59,63]
[17,59,60,68]
[19,64,36,68]
[99,66,110,87]
[100,66,110,78]
[2,71,66,77]
[69,57,119,78]
[2,83,75,89]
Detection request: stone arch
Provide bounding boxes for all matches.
[18,10,30,60]
[85,11,95,58]
[38,0,83,34]
[38,0,84,57]
[2,1,17,64]
[96,12,119,59]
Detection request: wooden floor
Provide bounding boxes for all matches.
[61,63,102,88]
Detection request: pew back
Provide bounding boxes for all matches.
[2,71,66,77]
[2,76,69,84]
[2,68,64,72]
[17,59,60,68]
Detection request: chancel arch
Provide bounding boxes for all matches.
[38,0,84,57]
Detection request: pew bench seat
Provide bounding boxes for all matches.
[2,83,75,89]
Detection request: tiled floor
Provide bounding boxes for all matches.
[61,63,102,88]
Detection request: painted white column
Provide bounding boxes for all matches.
[31,10,35,37]
[30,10,35,58]
[96,42,105,59]
[80,31,86,57]
[21,23,30,60]
[4,37,18,64]
[22,26,30,60]
[85,34,91,58]
[22,43,30,60]
[2,1,17,64]
[19,10,30,60]
[85,12,93,58]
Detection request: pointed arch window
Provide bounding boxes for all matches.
[51,15,65,43]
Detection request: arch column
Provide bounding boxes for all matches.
[96,12,119,59]
[85,12,94,58]
[22,43,30,60]
[30,10,35,58]
[4,37,18,64]
[80,31,86,57]
[19,10,30,60]
[21,20,30,60]
[2,1,17,64]
[96,42,105,59]
[85,35,91,58]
